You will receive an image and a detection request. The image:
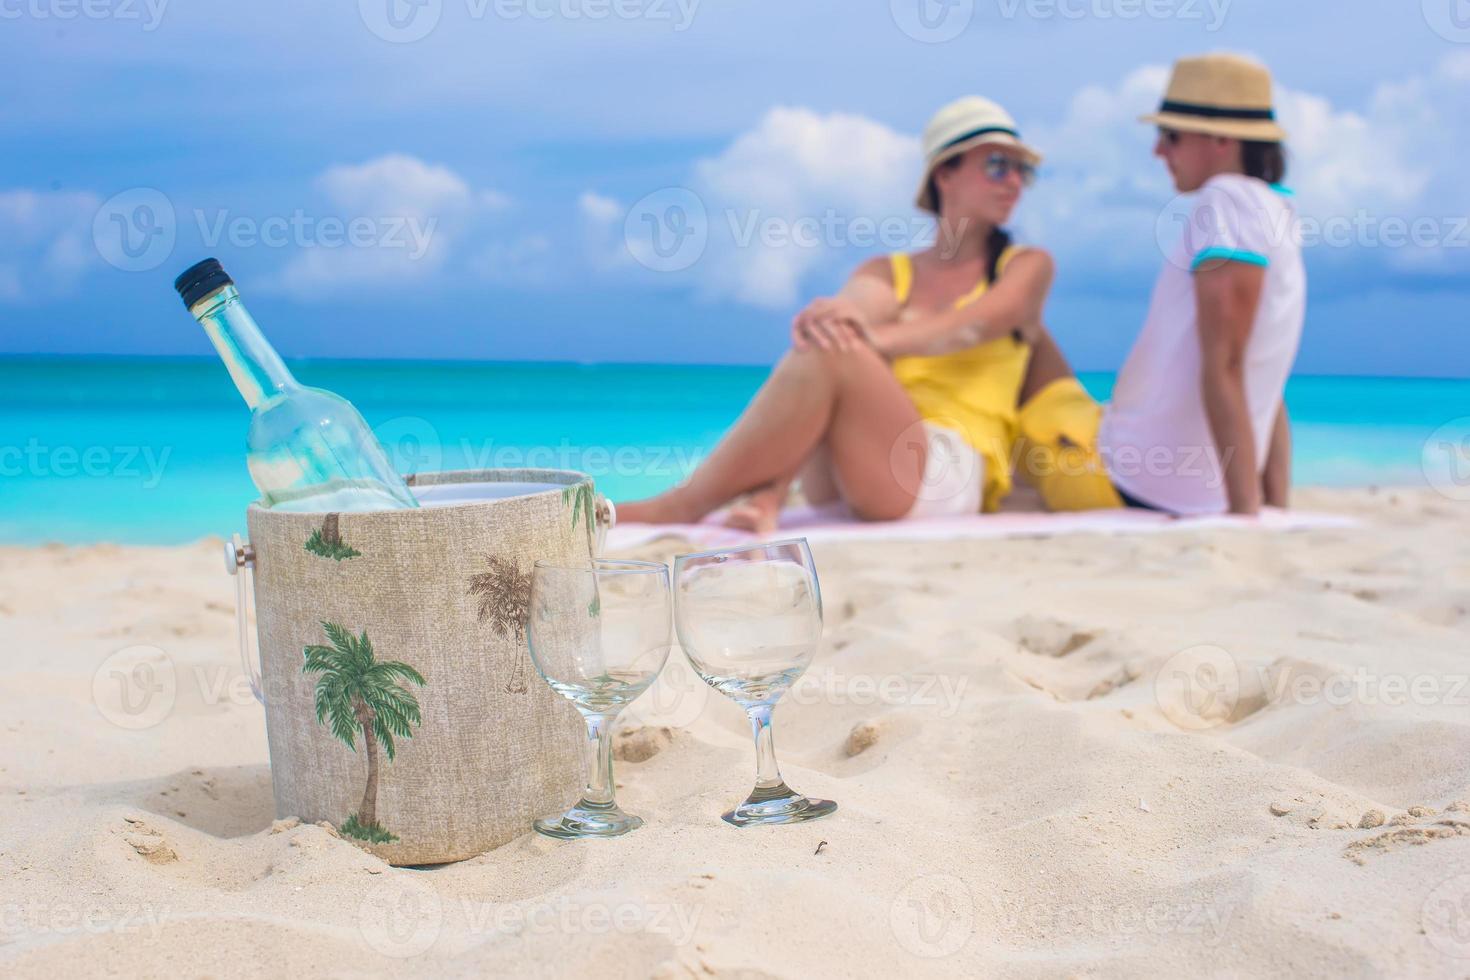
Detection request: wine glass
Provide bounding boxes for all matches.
[527,559,672,839]
[673,537,836,827]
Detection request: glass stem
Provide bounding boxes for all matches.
[747,703,784,790]
[578,710,617,808]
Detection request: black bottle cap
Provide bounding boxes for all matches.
[174,258,234,309]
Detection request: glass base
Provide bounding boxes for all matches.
[533,801,644,840]
[722,782,837,828]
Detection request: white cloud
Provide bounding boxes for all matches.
[581,55,1468,310]
[585,107,922,309]
[274,154,510,296]
[578,191,622,225]
[0,189,102,303]
[1022,53,1470,290]
[691,107,921,308]
[315,154,473,216]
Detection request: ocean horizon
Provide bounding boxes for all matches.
[2,354,1465,546]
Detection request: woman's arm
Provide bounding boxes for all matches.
[1196,261,1267,515]
[790,256,900,352]
[1262,399,1291,508]
[869,248,1055,359]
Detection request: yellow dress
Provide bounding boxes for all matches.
[889,247,1032,512]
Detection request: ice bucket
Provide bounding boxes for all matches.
[227,468,612,865]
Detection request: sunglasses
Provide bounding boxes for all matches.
[982,151,1037,187]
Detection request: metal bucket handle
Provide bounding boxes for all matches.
[224,534,263,705]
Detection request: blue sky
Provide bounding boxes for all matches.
[2,0,1467,375]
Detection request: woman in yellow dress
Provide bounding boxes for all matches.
[618,96,1055,531]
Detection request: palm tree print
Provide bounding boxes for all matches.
[302,622,425,843]
[304,512,361,560]
[468,557,533,694]
[562,481,596,548]
[562,480,602,616]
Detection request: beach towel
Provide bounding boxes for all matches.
[607,503,1358,551]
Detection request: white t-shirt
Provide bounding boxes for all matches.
[1098,174,1306,514]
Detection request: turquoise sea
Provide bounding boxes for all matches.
[1,356,1465,545]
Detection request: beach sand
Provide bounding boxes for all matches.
[2,486,1468,977]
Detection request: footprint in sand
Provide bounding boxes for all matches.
[1342,803,1470,865]
[1013,614,1095,659]
[614,726,675,763]
[1085,663,1142,700]
[1008,621,1153,704]
[121,815,178,864]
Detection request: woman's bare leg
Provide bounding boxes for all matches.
[618,346,926,524]
[725,445,837,534]
[724,480,790,534]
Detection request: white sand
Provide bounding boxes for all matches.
[2,487,1469,977]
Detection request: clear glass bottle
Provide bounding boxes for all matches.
[176,258,419,512]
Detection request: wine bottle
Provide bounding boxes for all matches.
[175,258,419,512]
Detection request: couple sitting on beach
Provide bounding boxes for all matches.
[620,53,1305,532]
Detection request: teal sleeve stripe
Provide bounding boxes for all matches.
[1192,247,1270,271]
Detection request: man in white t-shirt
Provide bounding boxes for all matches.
[1015,52,1305,516]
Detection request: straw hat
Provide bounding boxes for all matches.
[1139,53,1288,142]
[915,96,1042,214]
